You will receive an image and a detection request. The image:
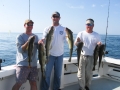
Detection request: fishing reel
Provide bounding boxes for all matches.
[0,59,5,70]
[105,51,109,54]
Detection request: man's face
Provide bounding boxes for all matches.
[86,23,94,32]
[51,14,60,23]
[24,22,33,33]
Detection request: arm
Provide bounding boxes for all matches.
[16,35,26,53]
[38,27,49,44]
[74,32,81,46]
[96,34,102,45]
[21,41,29,51]
[16,35,33,53]
[74,37,81,46]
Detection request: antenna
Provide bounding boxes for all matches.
[29,0,30,19]
[105,0,110,51]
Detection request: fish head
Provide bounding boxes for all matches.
[65,27,73,39]
[49,26,54,36]
[31,35,35,43]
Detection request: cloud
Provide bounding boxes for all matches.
[92,4,96,7]
[67,4,84,9]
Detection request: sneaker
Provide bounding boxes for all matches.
[85,86,89,90]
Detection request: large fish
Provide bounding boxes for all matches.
[76,42,83,66]
[65,27,74,62]
[93,45,99,71]
[28,35,35,68]
[45,26,54,60]
[38,43,46,78]
[98,44,105,71]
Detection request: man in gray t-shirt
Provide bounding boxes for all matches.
[12,19,39,90]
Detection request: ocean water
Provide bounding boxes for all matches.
[0,33,120,67]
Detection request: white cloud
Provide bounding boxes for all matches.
[92,4,96,7]
[67,4,84,9]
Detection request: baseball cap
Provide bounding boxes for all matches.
[52,11,60,17]
[24,19,34,24]
[86,19,94,25]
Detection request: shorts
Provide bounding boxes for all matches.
[16,66,38,83]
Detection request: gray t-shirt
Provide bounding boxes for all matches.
[16,33,38,67]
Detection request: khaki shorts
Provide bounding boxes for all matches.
[16,66,38,83]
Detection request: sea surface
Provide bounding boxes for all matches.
[0,33,120,67]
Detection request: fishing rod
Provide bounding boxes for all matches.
[29,0,30,19]
[104,0,110,53]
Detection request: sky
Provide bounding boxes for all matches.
[0,0,120,35]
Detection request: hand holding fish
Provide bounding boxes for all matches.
[38,39,45,44]
[77,37,81,42]
[97,42,102,46]
[28,35,35,43]
[75,37,81,46]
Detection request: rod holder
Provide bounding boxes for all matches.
[0,59,5,70]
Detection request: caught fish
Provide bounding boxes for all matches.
[38,43,47,78]
[76,42,83,66]
[98,44,105,71]
[28,35,35,68]
[93,45,99,71]
[45,26,54,60]
[65,27,74,62]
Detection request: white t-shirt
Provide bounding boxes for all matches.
[42,25,66,56]
[75,30,101,56]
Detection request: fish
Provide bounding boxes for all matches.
[45,26,54,60]
[93,45,99,71]
[65,27,74,62]
[28,35,35,68]
[38,43,47,78]
[98,44,105,71]
[76,42,83,66]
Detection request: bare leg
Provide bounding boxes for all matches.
[29,81,37,90]
[12,83,22,90]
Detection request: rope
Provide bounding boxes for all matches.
[105,0,110,50]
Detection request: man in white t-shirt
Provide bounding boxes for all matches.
[74,18,101,90]
[39,11,66,90]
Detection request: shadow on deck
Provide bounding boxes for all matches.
[62,78,120,90]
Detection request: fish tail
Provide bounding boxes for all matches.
[28,64,31,68]
[92,66,95,71]
[42,69,46,79]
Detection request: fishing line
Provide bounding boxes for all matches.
[104,0,110,52]
[29,0,30,19]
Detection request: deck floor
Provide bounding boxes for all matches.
[62,78,120,90]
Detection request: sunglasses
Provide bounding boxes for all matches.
[52,16,60,18]
[86,24,93,26]
[27,23,33,26]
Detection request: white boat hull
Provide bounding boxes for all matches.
[0,57,120,90]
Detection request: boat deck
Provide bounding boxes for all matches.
[62,78,120,90]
